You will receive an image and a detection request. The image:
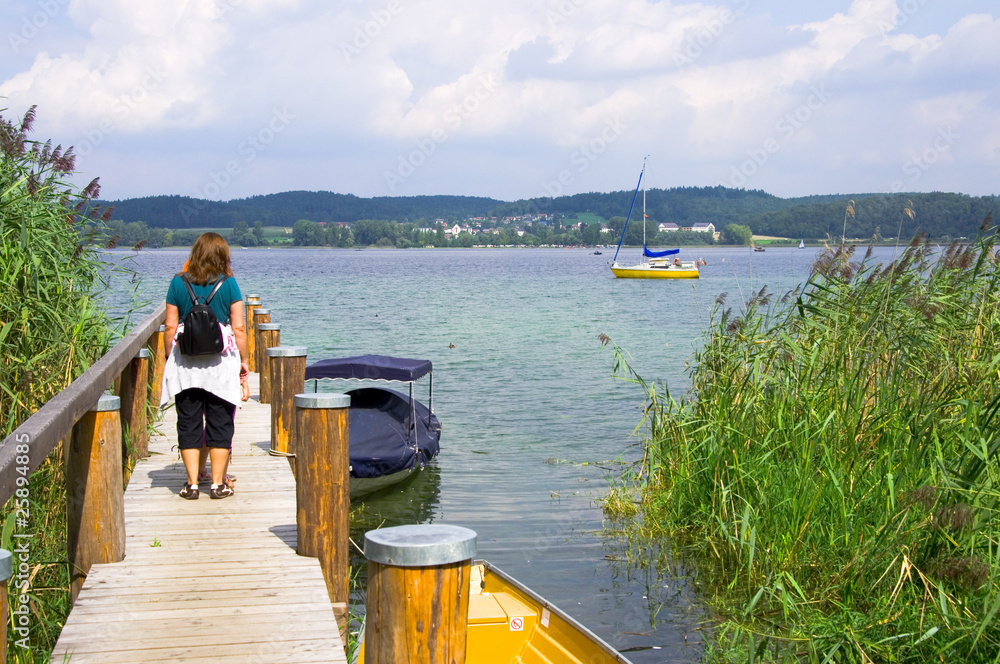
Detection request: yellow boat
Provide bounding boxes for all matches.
[610,157,700,280]
[356,560,634,663]
[611,257,699,279]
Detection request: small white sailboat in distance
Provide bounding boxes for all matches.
[610,158,699,279]
[799,239,806,249]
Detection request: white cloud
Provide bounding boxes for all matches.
[1,0,997,200]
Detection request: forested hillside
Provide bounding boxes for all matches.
[101,188,996,241]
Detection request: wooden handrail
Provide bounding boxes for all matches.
[0,303,166,505]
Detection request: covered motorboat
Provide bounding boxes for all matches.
[305,355,441,498]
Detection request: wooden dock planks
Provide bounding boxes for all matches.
[50,374,348,664]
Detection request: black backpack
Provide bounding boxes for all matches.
[178,275,226,356]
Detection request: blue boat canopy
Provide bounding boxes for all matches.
[643,247,680,258]
[305,355,432,382]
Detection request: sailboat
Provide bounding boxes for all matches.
[610,158,700,279]
[799,239,805,249]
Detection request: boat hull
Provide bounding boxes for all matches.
[611,262,699,279]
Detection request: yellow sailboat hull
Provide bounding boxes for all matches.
[610,262,699,279]
[356,560,632,663]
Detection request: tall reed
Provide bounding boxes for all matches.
[1,106,120,661]
[608,226,1000,662]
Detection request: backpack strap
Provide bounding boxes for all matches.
[180,274,201,305]
[205,277,226,305]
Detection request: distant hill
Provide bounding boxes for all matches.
[100,192,506,229]
[100,188,997,240]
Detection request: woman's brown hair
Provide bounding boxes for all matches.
[182,232,233,285]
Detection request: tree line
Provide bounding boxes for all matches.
[99,188,997,248]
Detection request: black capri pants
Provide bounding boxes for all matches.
[175,388,236,450]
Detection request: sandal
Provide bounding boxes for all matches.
[223,474,236,489]
[210,484,234,499]
[179,484,199,500]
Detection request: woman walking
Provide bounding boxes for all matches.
[160,232,248,499]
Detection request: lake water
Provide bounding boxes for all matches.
[108,244,839,662]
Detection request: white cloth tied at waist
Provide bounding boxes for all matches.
[160,323,242,408]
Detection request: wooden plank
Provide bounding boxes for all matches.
[51,378,348,663]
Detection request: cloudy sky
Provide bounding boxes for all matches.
[1,0,998,203]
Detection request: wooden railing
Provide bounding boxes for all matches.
[0,303,166,503]
[0,302,166,663]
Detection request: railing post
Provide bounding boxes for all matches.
[118,347,150,459]
[253,308,271,376]
[256,324,281,404]
[67,394,125,602]
[245,297,262,372]
[294,393,351,639]
[267,346,307,470]
[147,324,167,407]
[0,549,10,664]
[364,524,476,664]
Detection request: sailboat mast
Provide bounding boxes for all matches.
[642,160,647,259]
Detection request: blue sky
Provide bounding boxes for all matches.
[1,0,998,202]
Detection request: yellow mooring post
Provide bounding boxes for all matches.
[256,323,281,404]
[252,308,272,379]
[267,346,307,472]
[294,392,351,641]
[67,394,125,602]
[364,524,477,664]
[244,297,262,372]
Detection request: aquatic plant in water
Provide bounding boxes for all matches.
[607,222,1000,662]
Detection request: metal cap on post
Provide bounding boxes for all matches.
[364,524,477,664]
[365,525,477,567]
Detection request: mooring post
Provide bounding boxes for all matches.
[245,297,262,372]
[0,549,10,664]
[118,347,150,459]
[147,324,167,406]
[253,308,271,377]
[268,346,308,470]
[364,524,477,664]
[256,323,281,404]
[294,393,351,639]
[67,394,126,602]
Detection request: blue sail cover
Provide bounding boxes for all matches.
[305,355,432,382]
[346,387,441,479]
[643,247,680,258]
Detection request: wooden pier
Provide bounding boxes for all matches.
[49,373,347,663]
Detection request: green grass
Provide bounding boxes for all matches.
[1,106,139,662]
[605,224,1000,662]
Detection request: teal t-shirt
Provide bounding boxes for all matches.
[166,275,243,325]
